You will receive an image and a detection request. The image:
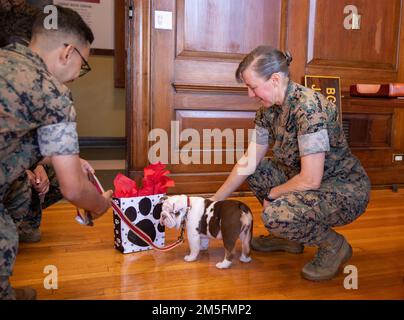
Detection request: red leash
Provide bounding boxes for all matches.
[77,171,185,252]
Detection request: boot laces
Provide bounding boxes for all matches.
[312,247,331,266]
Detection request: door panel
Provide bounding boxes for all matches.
[178,0,282,57]
[310,0,400,68]
[149,0,283,193]
[305,0,403,91]
[128,0,404,191]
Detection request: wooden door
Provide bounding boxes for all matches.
[303,0,403,92]
[128,0,286,194]
[298,0,404,187]
[127,0,404,190]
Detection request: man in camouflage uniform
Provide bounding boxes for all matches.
[1,0,78,244]
[212,46,370,281]
[0,6,113,300]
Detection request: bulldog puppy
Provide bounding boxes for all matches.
[160,195,253,269]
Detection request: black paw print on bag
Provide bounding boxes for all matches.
[114,195,165,252]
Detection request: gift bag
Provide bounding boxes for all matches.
[113,194,165,253]
[112,163,174,254]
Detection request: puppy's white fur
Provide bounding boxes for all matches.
[160,195,253,269]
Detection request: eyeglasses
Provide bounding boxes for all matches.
[64,43,91,77]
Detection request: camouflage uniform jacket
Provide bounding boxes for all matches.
[0,43,79,201]
[252,80,369,192]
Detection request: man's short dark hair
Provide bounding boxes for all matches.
[32,5,94,45]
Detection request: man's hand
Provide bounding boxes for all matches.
[26,165,50,195]
[52,155,111,215]
[89,190,114,220]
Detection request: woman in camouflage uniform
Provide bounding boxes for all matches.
[212,46,370,281]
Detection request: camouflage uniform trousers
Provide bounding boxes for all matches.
[0,202,17,298]
[247,158,371,246]
[0,166,62,298]
[4,165,62,234]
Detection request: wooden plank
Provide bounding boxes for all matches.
[11,190,404,300]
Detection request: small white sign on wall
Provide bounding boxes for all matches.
[155,10,173,30]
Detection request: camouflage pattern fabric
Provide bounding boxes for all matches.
[5,165,62,234]
[0,43,79,197]
[0,203,18,277]
[0,275,13,299]
[248,80,371,246]
[0,43,78,296]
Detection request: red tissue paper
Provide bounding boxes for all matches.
[113,162,175,197]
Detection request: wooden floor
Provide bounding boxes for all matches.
[10,189,404,300]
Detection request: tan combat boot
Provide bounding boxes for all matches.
[19,228,41,243]
[301,230,352,281]
[251,234,304,253]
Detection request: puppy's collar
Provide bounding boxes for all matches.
[179,196,191,241]
[182,196,192,221]
[172,196,191,218]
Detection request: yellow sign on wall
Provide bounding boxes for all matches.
[304,75,342,125]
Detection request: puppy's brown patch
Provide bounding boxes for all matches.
[204,199,213,210]
[208,205,221,238]
[197,213,208,235]
[204,200,251,254]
